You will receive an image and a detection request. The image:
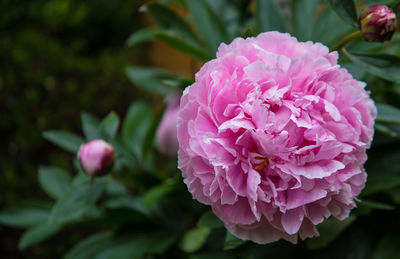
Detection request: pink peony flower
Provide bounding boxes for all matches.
[177,32,376,244]
[78,139,115,177]
[156,95,180,156]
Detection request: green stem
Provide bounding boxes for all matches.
[330,31,362,52]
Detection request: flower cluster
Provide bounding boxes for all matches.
[177,32,376,243]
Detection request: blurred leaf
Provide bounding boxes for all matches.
[156,32,212,61]
[307,215,356,249]
[105,179,128,196]
[255,0,288,33]
[291,0,320,41]
[43,131,84,153]
[344,51,400,83]
[146,3,200,47]
[38,166,72,200]
[49,183,105,225]
[357,200,395,210]
[121,101,152,161]
[0,200,51,228]
[376,103,400,124]
[63,232,113,259]
[142,104,165,157]
[141,181,174,208]
[81,112,101,140]
[375,123,398,137]
[105,196,149,216]
[126,67,180,95]
[18,223,61,250]
[327,0,357,27]
[126,27,163,46]
[372,234,400,259]
[224,231,246,250]
[197,211,224,228]
[100,111,119,140]
[95,235,176,259]
[312,3,353,45]
[180,226,211,252]
[186,0,230,54]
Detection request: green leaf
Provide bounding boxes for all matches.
[63,232,113,259]
[376,103,400,124]
[291,0,320,41]
[307,215,357,249]
[224,231,246,250]
[0,201,51,228]
[81,112,101,140]
[126,67,180,95]
[197,211,224,228]
[141,181,174,208]
[146,3,200,47]
[126,27,163,47]
[49,183,105,225]
[327,0,358,27]
[100,111,119,140]
[95,235,176,259]
[357,200,395,210]
[344,52,400,83]
[18,223,61,250]
[156,32,212,61]
[372,234,400,259]
[43,131,84,153]
[180,227,211,253]
[374,123,397,137]
[255,0,288,33]
[186,0,230,54]
[121,101,152,160]
[38,166,72,200]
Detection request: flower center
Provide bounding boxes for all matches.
[255,157,269,171]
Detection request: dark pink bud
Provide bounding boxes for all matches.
[358,4,397,42]
[78,139,114,176]
[156,95,180,157]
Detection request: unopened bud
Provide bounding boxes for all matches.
[156,95,180,157]
[78,139,114,177]
[358,4,397,42]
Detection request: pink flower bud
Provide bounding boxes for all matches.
[77,139,114,176]
[358,4,397,42]
[156,95,180,156]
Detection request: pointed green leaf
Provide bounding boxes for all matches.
[197,211,224,228]
[126,27,163,47]
[186,0,230,54]
[307,215,356,249]
[256,0,288,33]
[141,182,174,208]
[126,67,180,95]
[180,227,211,252]
[344,52,400,83]
[146,3,200,47]
[43,131,84,153]
[81,112,101,140]
[18,223,61,250]
[121,101,152,160]
[357,200,395,210]
[63,232,113,259]
[224,231,246,250]
[327,0,358,27]
[38,166,72,200]
[0,201,51,228]
[291,0,320,41]
[100,111,119,140]
[49,183,104,225]
[156,32,212,61]
[376,103,400,124]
